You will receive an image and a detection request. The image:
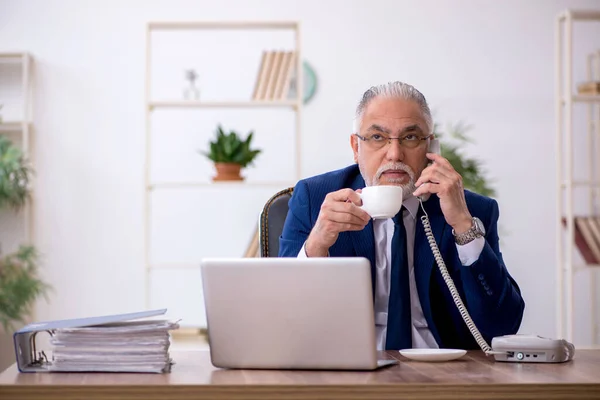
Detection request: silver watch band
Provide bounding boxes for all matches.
[452,217,484,245]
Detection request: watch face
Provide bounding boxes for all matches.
[474,217,486,235]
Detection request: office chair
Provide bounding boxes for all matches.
[259,187,294,257]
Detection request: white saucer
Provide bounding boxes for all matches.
[371,214,394,220]
[399,348,467,362]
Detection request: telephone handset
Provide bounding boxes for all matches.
[416,138,441,203]
[416,138,575,363]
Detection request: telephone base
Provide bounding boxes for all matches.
[491,334,575,363]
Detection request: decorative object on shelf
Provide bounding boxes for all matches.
[288,61,318,105]
[0,135,49,332]
[183,69,200,100]
[434,121,495,197]
[577,81,600,95]
[199,125,262,182]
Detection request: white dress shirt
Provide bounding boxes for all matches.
[298,195,484,350]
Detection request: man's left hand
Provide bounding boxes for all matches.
[413,153,473,234]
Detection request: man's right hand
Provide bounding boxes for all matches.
[304,188,371,257]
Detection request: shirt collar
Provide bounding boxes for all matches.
[402,195,420,220]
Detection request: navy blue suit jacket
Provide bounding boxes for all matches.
[278,164,525,349]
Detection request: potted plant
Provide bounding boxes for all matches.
[200,125,262,182]
[0,134,49,370]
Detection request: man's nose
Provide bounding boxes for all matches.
[385,139,405,161]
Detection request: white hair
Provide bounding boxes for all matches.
[352,81,433,134]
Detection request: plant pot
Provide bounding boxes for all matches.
[213,163,244,182]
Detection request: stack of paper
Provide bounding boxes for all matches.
[13,309,181,373]
[47,319,179,373]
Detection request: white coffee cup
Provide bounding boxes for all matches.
[359,185,403,219]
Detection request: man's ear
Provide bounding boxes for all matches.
[350,134,359,163]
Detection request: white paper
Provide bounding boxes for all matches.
[47,319,180,373]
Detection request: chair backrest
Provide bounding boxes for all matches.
[259,187,294,257]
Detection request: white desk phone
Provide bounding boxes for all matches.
[415,138,575,363]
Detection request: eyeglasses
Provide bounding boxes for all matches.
[354,133,433,150]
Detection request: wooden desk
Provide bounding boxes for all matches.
[1,350,599,399]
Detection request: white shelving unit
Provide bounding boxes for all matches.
[149,100,299,109]
[144,21,302,327]
[0,52,33,248]
[555,10,600,346]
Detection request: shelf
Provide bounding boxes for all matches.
[561,181,600,188]
[149,181,294,190]
[558,9,600,21]
[0,52,28,58]
[149,100,299,110]
[149,21,298,30]
[0,122,27,132]
[555,8,600,346]
[0,53,28,63]
[573,264,600,272]
[574,95,600,103]
[562,95,600,103]
[144,20,302,321]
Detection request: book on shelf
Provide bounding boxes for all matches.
[252,50,296,101]
[13,309,180,373]
[586,217,600,259]
[576,217,600,263]
[252,51,273,101]
[562,217,600,265]
[276,51,296,100]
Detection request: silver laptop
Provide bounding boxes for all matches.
[200,257,398,370]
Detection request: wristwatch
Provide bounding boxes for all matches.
[452,217,485,245]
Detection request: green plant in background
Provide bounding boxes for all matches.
[0,246,48,331]
[434,121,496,198]
[0,134,49,331]
[0,135,32,210]
[200,125,262,167]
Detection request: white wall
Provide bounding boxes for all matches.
[1,0,599,345]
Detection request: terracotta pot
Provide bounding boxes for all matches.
[213,162,244,182]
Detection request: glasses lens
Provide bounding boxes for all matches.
[402,137,421,149]
[370,138,387,150]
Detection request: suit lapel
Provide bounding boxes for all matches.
[348,174,376,297]
[414,195,449,345]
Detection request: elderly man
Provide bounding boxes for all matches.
[278,81,524,351]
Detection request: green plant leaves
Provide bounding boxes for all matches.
[435,122,495,198]
[0,245,50,332]
[0,135,31,211]
[200,125,262,168]
[0,135,47,333]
